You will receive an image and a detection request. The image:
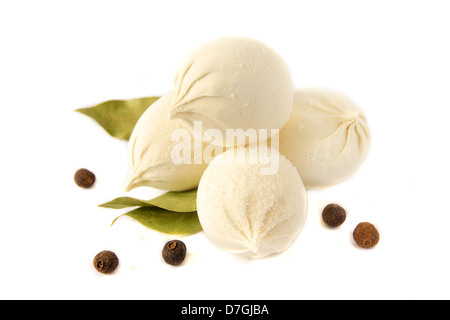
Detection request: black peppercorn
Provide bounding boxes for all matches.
[93,250,119,274]
[74,168,96,188]
[353,222,380,249]
[162,240,186,266]
[322,203,346,227]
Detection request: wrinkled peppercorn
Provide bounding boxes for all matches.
[93,250,119,274]
[353,222,380,248]
[74,168,96,188]
[322,203,346,227]
[162,240,186,266]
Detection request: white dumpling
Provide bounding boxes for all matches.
[124,94,210,192]
[196,147,307,258]
[168,36,294,147]
[278,88,371,189]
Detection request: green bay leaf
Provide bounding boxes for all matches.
[112,207,202,235]
[76,96,160,140]
[99,196,158,210]
[100,189,197,212]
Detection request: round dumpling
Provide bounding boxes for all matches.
[196,147,307,258]
[169,36,294,147]
[124,94,210,192]
[278,88,371,189]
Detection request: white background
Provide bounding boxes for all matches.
[1,0,449,300]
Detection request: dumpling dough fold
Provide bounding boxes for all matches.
[169,36,294,147]
[125,94,210,192]
[196,147,307,258]
[278,88,371,189]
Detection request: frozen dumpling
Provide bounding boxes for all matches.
[169,36,294,147]
[278,88,371,189]
[125,94,211,192]
[196,147,307,258]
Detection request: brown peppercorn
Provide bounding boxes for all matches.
[93,250,119,274]
[353,222,380,249]
[162,240,186,266]
[74,168,96,188]
[322,203,346,227]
